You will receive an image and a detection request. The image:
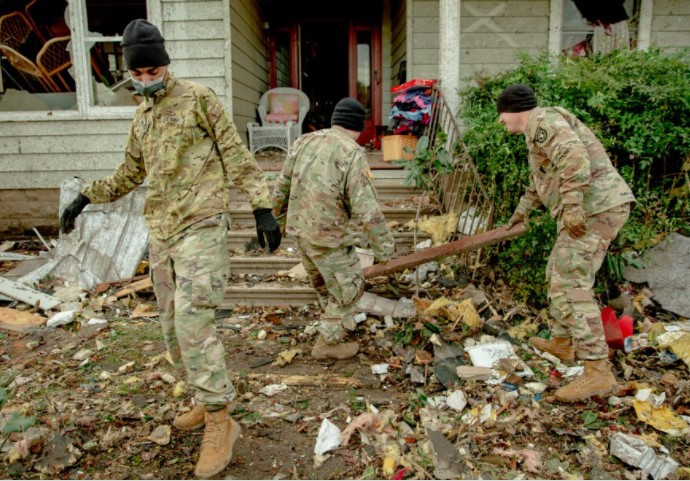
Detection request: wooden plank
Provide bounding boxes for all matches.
[0,276,61,310]
[363,223,528,278]
[0,252,37,261]
[0,307,46,332]
[106,277,153,304]
[166,39,225,60]
[231,372,368,388]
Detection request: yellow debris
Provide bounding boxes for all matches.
[172,381,186,398]
[656,332,690,369]
[445,298,482,331]
[272,349,301,367]
[633,400,690,436]
[507,317,540,341]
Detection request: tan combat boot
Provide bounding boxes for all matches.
[529,336,575,364]
[173,404,205,431]
[311,335,359,360]
[194,408,241,478]
[555,359,619,403]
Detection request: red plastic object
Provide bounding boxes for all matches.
[391,467,409,480]
[602,307,624,350]
[391,78,437,93]
[618,315,634,338]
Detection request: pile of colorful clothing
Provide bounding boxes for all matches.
[388,86,434,136]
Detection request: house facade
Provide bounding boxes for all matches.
[0,0,688,234]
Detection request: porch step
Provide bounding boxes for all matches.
[229,182,421,202]
[222,283,317,308]
[229,203,432,227]
[227,229,430,253]
[229,255,300,275]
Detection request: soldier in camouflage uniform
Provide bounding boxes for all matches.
[498,84,635,403]
[272,98,395,360]
[59,20,281,478]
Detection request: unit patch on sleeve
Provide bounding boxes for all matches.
[535,127,548,144]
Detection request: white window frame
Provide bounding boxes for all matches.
[0,0,161,121]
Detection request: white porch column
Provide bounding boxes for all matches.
[439,0,462,116]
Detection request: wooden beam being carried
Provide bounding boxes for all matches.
[363,223,527,278]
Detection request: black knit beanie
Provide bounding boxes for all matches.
[331,97,366,132]
[122,19,170,70]
[497,84,538,113]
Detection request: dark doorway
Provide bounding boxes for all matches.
[300,23,349,132]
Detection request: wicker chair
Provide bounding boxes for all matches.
[246,87,309,154]
[0,43,58,92]
[36,35,73,91]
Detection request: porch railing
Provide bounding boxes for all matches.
[423,85,494,246]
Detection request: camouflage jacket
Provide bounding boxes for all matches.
[272,127,395,261]
[82,74,271,240]
[516,107,635,231]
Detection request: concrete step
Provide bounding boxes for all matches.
[222,282,317,307]
[227,229,430,253]
[228,203,433,227]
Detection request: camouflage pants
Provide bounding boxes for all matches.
[546,203,631,360]
[295,238,364,343]
[149,214,235,407]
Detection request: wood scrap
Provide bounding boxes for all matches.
[0,252,37,261]
[363,223,527,278]
[231,372,369,388]
[0,276,61,310]
[106,277,152,304]
[0,306,47,331]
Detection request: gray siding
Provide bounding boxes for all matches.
[162,0,228,100]
[0,119,130,190]
[651,0,690,52]
[460,1,548,79]
[230,0,269,141]
[391,0,407,90]
[411,0,439,79]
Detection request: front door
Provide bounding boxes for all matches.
[349,25,382,145]
[268,17,381,146]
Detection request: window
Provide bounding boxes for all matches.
[562,0,640,56]
[0,0,147,114]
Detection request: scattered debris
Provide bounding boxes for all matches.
[260,383,289,397]
[427,429,467,479]
[46,310,76,328]
[610,432,679,480]
[455,366,492,381]
[624,233,690,317]
[0,307,46,331]
[314,419,341,455]
[271,349,300,367]
[446,390,467,412]
[633,400,690,436]
[0,276,61,311]
[148,425,172,446]
[371,363,389,375]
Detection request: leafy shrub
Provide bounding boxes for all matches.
[459,49,690,305]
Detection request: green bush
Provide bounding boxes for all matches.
[459,49,690,305]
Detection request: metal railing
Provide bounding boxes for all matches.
[424,85,494,244]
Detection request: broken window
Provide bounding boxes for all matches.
[562,0,640,56]
[0,0,146,113]
[0,0,76,111]
[83,0,147,108]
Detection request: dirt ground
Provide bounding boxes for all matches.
[1,239,689,480]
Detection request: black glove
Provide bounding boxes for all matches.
[60,193,90,234]
[253,208,282,252]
